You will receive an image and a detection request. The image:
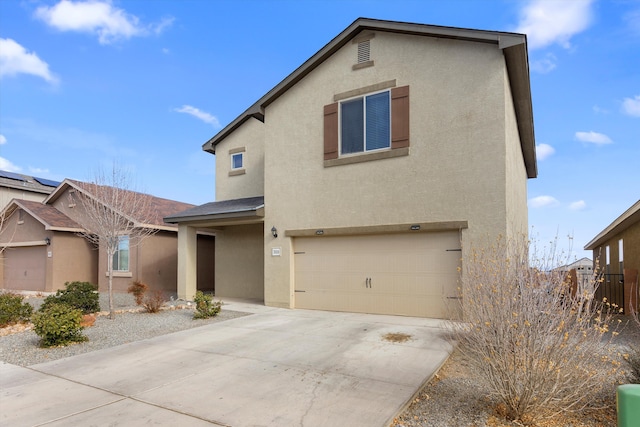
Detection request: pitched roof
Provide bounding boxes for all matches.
[202,17,537,178]
[9,199,84,232]
[0,170,61,195]
[584,200,640,250]
[44,179,196,231]
[164,196,265,223]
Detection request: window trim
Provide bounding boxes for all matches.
[229,147,246,176]
[339,88,392,157]
[324,83,409,167]
[112,235,130,272]
[231,152,244,170]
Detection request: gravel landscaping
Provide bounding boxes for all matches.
[0,292,250,367]
[2,292,638,426]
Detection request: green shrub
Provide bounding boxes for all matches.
[193,291,221,319]
[32,303,87,347]
[41,281,99,314]
[0,293,33,327]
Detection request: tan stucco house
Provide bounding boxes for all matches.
[0,179,215,294]
[166,18,537,319]
[584,199,640,314]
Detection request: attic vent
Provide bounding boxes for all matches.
[357,40,370,63]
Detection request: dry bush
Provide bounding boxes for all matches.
[451,235,623,424]
[127,280,148,306]
[142,289,166,313]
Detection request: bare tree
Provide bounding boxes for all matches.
[76,164,157,319]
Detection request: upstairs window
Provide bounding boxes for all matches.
[341,91,390,155]
[324,84,409,162]
[112,235,129,272]
[231,152,244,170]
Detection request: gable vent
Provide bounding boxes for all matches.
[357,40,370,63]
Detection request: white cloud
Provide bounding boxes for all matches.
[569,200,586,211]
[0,38,58,83]
[174,105,220,127]
[592,105,609,114]
[530,53,557,73]
[516,0,594,50]
[0,135,6,145]
[529,195,559,208]
[536,143,555,160]
[29,167,50,175]
[622,95,640,117]
[575,131,613,145]
[34,0,173,45]
[0,157,22,172]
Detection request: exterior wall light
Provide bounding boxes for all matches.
[410,225,420,231]
[44,237,51,245]
[271,226,278,238]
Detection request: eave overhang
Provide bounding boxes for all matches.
[201,18,537,178]
[584,200,640,250]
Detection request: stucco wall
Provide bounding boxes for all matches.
[215,118,265,201]
[503,68,529,240]
[50,231,98,291]
[260,32,516,307]
[214,223,263,300]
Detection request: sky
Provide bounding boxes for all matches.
[0,0,638,261]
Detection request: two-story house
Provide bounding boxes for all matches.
[166,18,537,319]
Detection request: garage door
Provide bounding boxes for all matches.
[3,246,46,291]
[294,231,461,319]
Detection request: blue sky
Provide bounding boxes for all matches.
[0,0,638,260]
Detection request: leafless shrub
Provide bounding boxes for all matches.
[451,235,623,424]
[142,289,166,313]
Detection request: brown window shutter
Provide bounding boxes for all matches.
[324,102,339,160]
[391,85,409,149]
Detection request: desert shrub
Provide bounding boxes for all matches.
[193,291,221,319]
[142,290,166,313]
[623,344,640,384]
[41,281,99,314]
[126,281,166,313]
[127,280,148,306]
[451,235,622,424]
[32,303,87,347]
[0,293,33,327]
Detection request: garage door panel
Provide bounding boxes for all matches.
[4,246,46,291]
[294,232,461,319]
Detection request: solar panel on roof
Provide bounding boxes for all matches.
[0,170,26,181]
[34,177,61,187]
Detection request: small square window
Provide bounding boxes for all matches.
[231,152,244,170]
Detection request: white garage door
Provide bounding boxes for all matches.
[294,231,461,319]
[3,246,46,292]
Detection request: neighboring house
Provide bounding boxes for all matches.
[553,257,593,280]
[584,199,640,314]
[166,18,537,319]
[0,179,215,294]
[0,170,60,209]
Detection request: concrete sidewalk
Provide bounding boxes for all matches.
[1,299,453,426]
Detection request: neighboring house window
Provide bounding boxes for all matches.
[619,239,624,273]
[605,245,610,276]
[341,90,390,155]
[231,152,244,170]
[112,235,129,271]
[324,85,409,161]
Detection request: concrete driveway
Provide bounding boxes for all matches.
[1,299,453,427]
